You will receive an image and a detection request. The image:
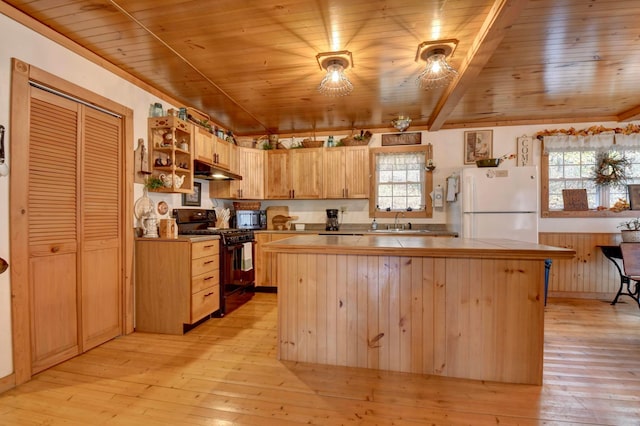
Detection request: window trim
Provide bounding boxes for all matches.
[368,145,433,219]
[541,143,638,218]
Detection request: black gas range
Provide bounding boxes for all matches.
[174,209,255,317]
[173,209,254,244]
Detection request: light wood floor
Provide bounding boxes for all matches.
[0,293,639,425]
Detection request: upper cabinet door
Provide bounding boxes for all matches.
[323,147,347,198]
[193,126,214,165]
[344,146,370,199]
[236,147,264,199]
[265,150,292,199]
[290,148,323,199]
[213,136,231,170]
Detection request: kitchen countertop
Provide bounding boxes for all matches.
[256,223,458,237]
[137,235,220,243]
[264,234,575,260]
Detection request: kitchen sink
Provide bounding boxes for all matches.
[367,229,431,233]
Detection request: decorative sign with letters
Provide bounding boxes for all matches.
[517,135,533,167]
[562,189,589,211]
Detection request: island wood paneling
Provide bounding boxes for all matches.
[540,232,622,299]
[277,253,545,384]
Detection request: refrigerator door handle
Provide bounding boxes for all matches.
[462,175,474,213]
[462,213,473,238]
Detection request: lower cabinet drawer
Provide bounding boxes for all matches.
[191,285,220,323]
[192,270,219,294]
[192,240,219,259]
[192,254,218,277]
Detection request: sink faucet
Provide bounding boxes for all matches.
[394,212,404,229]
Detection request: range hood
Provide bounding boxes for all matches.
[193,160,242,181]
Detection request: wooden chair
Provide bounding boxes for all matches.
[617,243,640,308]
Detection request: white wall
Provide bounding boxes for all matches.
[0,10,636,379]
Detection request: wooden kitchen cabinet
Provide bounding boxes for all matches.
[265,148,323,199]
[265,150,291,199]
[193,123,231,170]
[209,146,264,199]
[148,116,193,193]
[290,148,323,198]
[213,135,231,170]
[193,124,214,164]
[135,238,220,334]
[231,146,265,199]
[323,145,369,199]
[255,232,305,287]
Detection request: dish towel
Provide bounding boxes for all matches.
[241,242,253,271]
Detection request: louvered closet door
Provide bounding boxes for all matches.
[28,86,123,373]
[80,107,122,350]
[28,88,80,374]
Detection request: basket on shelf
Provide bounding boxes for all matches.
[236,137,256,148]
[301,139,324,148]
[233,201,261,211]
[340,129,372,146]
[341,138,370,146]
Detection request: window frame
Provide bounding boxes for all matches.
[368,145,433,219]
[541,141,638,218]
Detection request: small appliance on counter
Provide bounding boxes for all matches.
[234,209,267,230]
[326,209,340,231]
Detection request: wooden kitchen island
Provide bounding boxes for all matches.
[265,235,575,385]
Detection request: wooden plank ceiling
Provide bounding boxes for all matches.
[5,0,640,136]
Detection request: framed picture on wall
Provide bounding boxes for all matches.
[464,130,493,164]
[628,184,640,210]
[182,181,201,206]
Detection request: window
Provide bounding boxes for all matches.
[369,145,433,218]
[542,133,640,217]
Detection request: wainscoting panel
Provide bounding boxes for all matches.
[540,233,621,299]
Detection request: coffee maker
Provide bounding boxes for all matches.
[325,209,340,231]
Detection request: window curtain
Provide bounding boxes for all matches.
[376,151,425,171]
[543,133,640,153]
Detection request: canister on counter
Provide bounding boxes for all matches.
[159,218,177,239]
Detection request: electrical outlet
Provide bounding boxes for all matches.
[340,206,347,213]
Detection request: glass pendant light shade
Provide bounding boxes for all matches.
[416,48,458,90]
[318,60,353,97]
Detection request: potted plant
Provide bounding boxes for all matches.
[618,218,640,242]
[144,176,164,191]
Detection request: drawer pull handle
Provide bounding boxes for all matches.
[204,276,214,281]
[204,245,215,248]
[204,260,214,265]
[204,292,214,297]
[51,246,60,253]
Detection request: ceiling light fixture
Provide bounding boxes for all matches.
[415,39,458,90]
[316,50,354,97]
[391,116,412,132]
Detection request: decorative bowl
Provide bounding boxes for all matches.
[476,158,501,167]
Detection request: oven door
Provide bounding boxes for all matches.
[219,241,255,315]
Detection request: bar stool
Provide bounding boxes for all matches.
[617,243,640,309]
[544,259,552,306]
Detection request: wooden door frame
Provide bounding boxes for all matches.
[9,59,134,385]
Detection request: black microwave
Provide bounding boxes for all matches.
[235,210,267,230]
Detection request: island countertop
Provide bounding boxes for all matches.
[264,234,576,259]
[268,234,574,385]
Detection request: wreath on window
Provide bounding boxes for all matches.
[592,152,629,187]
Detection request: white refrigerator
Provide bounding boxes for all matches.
[460,166,539,243]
